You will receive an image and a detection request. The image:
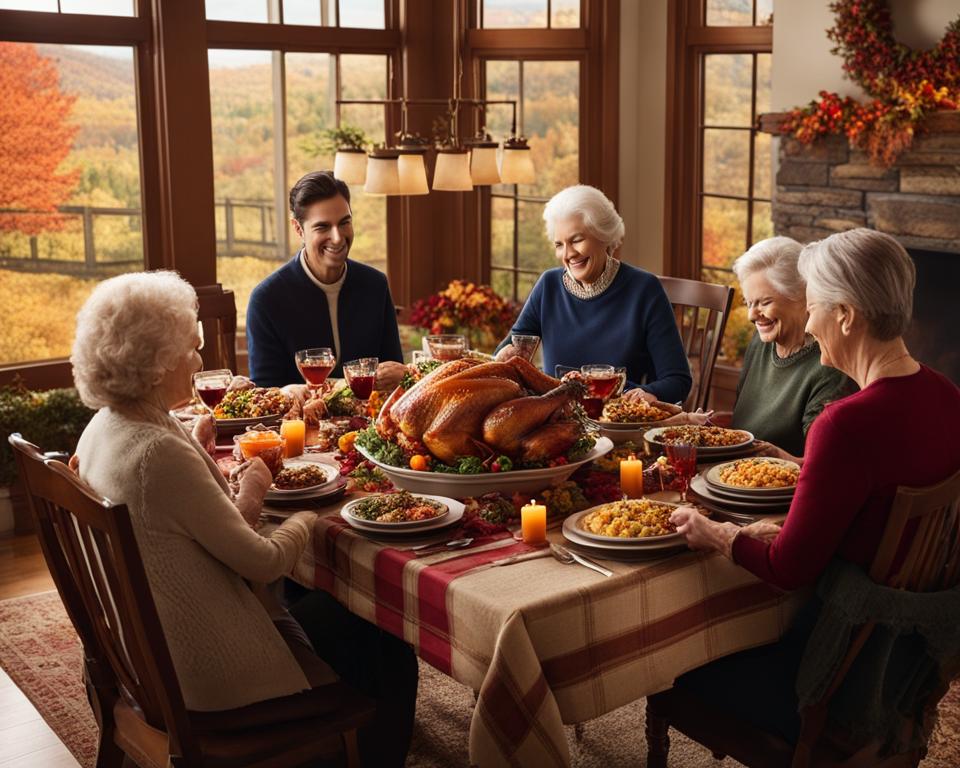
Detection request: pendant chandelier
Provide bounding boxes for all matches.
[331,2,536,195]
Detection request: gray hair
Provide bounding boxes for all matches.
[72,271,198,409]
[732,236,805,301]
[798,228,915,341]
[542,185,625,251]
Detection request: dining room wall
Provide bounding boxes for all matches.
[618,0,668,276]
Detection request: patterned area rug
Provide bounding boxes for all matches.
[1,591,958,768]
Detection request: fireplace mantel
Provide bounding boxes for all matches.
[756,111,960,253]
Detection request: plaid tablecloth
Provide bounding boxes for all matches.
[285,507,804,767]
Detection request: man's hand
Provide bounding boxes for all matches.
[495,344,517,361]
[376,361,408,392]
[621,387,657,404]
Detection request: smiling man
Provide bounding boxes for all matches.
[246,171,404,388]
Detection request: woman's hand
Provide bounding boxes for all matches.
[681,408,715,426]
[739,519,781,544]
[752,440,803,465]
[376,361,407,392]
[231,457,272,526]
[191,414,217,457]
[495,344,517,361]
[670,506,740,558]
[621,387,657,404]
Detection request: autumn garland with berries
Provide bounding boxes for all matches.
[781,0,959,166]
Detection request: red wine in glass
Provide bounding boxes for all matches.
[298,360,335,385]
[196,384,226,408]
[581,397,604,419]
[587,374,620,400]
[666,443,698,501]
[347,373,376,400]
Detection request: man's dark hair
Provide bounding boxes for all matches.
[289,171,351,223]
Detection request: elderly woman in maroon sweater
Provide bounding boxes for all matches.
[668,227,960,741]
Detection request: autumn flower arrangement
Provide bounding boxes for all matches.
[409,280,518,352]
[781,0,959,166]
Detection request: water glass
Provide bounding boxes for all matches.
[665,442,697,502]
[193,369,232,412]
[411,349,430,366]
[425,334,468,361]
[344,357,378,401]
[511,334,540,362]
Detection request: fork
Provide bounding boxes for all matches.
[549,542,613,577]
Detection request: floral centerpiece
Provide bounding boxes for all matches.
[409,279,518,353]
[781,0,959,166]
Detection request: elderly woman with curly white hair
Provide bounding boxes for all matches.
[495,184,692,405]
[70,272,418,766]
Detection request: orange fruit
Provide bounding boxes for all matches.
[409,454,430,471]
[337,431,359,454]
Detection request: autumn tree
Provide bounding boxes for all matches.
[0,42,79,234]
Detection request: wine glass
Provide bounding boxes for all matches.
[192,369,232,413]
[511,334,540,362]
[580,364,618,419]
[343,357,378,402]
[425,334,468,361]
[665,442,697,502]
[295,347,336,388]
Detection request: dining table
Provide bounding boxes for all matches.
[265,450,804,768]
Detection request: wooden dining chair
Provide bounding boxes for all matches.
[658,276,734,412]
[196,283,238,373]
[645,467,960,768]
[9,433,375,768]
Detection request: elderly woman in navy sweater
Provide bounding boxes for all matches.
[496,185,691,404]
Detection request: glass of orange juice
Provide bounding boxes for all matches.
[235,429,285,475]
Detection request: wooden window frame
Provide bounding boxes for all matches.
[663,0,772,280]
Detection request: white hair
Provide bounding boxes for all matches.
[71,271,198,409]
[542,185,625,251]
[798,228,915,341]
[732,237,805,301]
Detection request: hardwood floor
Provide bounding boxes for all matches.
[0,534,79,767]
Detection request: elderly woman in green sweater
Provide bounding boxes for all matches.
[729,236,854,460]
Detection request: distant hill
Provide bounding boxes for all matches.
[38,44,134,101]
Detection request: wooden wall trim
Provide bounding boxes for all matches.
[205,20,400,50]
[0,9,149,43]
[467,28,588,50]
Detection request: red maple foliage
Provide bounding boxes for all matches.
[0,42,80,235]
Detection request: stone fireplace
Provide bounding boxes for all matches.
[758,111,960,383]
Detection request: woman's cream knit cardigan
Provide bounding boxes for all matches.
[76,408,315,711]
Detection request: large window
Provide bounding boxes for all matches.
[209,49,389,322]
[666,0,773,362]
[486,59,580,301]
[0,36,145,366]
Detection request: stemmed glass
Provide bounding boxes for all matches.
[511,334,541,362]
[665,442,697,502]
[192,369,232,413]
[343,357,378,402]
[295,347,336,388]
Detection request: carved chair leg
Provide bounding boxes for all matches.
[342,728,362,768]
[645,706,670,768]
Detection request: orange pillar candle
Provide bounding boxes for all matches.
[520,499,547,544]
[620,454,644,499]
[280,419,305,458]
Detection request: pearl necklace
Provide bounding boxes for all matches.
[562,255,620,300]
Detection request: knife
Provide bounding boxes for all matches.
[489,549,552,568]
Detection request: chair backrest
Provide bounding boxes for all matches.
[8,433,202,763]
[658,276,734,411]
[793,467,960,767]
[196,284,238,374]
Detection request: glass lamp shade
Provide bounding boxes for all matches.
[364,152,400,195]
[469,144,501,185]
[333,149,367,185]
[397,152,429,195]
[432,149,473,191]
[499,146,536,185]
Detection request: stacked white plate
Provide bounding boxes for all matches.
[340,494,465,535]
[643,426,757,460]
[588,401,682,445]
[265,459,343,503]
[688,457,799,523]
[561,504,689,561]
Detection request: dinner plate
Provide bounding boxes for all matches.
[705,458,800,495]
[561,519,688,557]
[340,496,465,534]
[643,426,755,455]
[689,475,792,511]
[215,413,283,436]
[267,460,340,498]
[564,502,684,546]
[342,493,451,529]
[263,477,348,508]
[356,436,614,497]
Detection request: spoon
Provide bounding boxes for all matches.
[549,542,613,578]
